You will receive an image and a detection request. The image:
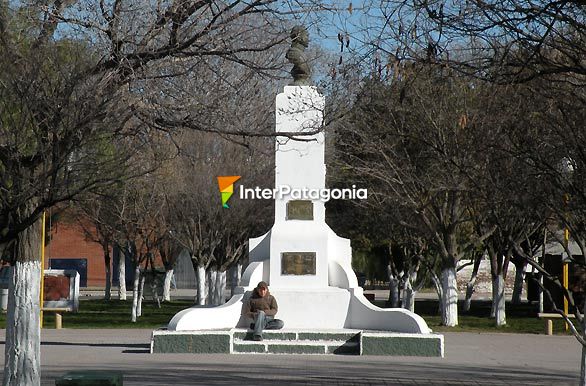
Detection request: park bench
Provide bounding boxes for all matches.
[537,313,576,335]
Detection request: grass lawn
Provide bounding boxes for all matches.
[0,299,194,329]
[0,297,575,335]
[373,299,574,335]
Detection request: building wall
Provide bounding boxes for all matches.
[45,221,108,287]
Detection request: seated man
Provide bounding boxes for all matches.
[241,281,284,341]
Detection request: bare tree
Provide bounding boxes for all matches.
[333,70,493,326]
[74,192,121,300]
[0,1,315,380]
[332,1,585,84]
[167,129,272,305]
[157,235,182,302]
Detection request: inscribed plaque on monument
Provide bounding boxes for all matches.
[286,200,313,220]
[281,252,316,275]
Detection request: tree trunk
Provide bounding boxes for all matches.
[163,269,173,302]
[580,299,586,386]
[214,270,227,305]
[131,267,140,322]
[149,272,160,308]
[440,266,458,326]
[387,277,400,308]
[464,256,482,312]
[493,273,506,326]
[104,246,111,301]
[230,263,242,296]
[3,219,42,386]
[427,269,443,318]
[582,347,586,386]
[490,284,496,318]
[137,273,146,317]
[402,277,415,313]
[196,264,206,305]
[207,269,217,305]
[511,262,525,304]
[118,252,126,301]
[387,264,400,307]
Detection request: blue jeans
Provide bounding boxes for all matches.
[253,310,284,337]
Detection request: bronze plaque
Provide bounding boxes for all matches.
[281,252,316,275]
[287,200,313,220]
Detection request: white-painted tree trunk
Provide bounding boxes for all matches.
[402,281,415,313]
[511,265,525,304]
[230,263,242,296]
[137,273,146,317]
[440,266,458,326]
[402,269,417,312]
[207,269,219,305]
[388,277,400,307]
[387,264,400,307]
[463,257,481,312]
[3,216,42,386]
[428,270,444,318]
[163,269,173,302]
[581,344,586,386]
[196,264,206,305]
[580,300,586,386]
[463,277,476,312]
[118,253,126,301]
[493,273,506,326]
[490,279,497,318]
[131,267,140,322]
[214,271,227,305]
[3,260,41,386]
[538,273,544,313]
[149,273,160,308]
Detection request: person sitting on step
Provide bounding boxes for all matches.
[241,281,284,341]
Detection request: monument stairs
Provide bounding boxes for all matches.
[151,328,443,356]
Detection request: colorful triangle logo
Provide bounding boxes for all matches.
[217,176,241,208]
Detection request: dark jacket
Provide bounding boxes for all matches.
[241,288,278,318]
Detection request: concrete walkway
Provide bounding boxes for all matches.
[0,329,581,385]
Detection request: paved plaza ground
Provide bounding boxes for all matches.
[0,328,580,385]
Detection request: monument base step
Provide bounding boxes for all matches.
[151,328,443,357]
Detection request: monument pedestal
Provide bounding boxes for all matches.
[152,328,444,356]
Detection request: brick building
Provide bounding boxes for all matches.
[45,219,109,288]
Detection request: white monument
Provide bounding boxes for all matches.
[167,32,431,334]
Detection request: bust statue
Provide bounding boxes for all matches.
[285,26,311,86]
